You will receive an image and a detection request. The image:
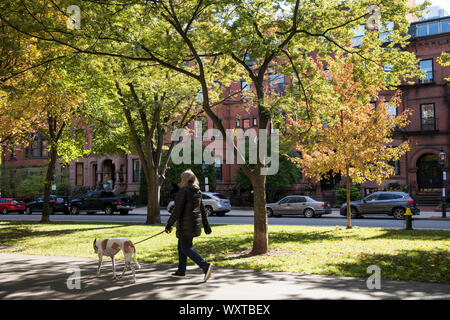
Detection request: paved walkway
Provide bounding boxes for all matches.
[0,253,448,300]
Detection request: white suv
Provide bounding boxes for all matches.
[167,192,231,216]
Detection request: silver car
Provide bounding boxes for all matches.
[167,192,231,216]
[266,195,331,218]
[340,191,420,219]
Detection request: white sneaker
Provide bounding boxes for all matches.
[204,264,213,282]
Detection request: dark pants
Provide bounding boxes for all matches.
[177,238,209,274]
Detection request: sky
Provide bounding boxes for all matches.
[419,0,450,15]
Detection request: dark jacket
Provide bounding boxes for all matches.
[166,182,210,239]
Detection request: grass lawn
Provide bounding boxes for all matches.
[0,221,449,283]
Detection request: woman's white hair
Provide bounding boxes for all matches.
[179,169,200,188]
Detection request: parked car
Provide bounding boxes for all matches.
[266,195,331,218]
[167,192,231,216]
[69,191,136,215]
[339,191,420,220]
[25,195,69,215]
[0,198,26,214]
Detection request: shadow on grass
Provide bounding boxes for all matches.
[326,248,449,283]
[364,228,450,241]
[146,226,450,261]
[174,227,450,283]
[0,221,133,247]
[145,228,362,267]
[206,229,355,261]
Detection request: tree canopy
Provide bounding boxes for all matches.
[0,0,428,246]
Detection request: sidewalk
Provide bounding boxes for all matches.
[132,206,450,220]
[0,253,449,300]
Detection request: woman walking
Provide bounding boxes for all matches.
[165,169,213,282]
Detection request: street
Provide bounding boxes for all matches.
[1,208,449,230]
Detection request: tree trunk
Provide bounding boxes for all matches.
[145,167,161,225]
[40,148,57,223]
[250,174,268,254]
[345,164,352,229]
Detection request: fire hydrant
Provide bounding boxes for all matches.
[405,208,413,230]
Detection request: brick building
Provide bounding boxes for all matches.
[385,15,449,205]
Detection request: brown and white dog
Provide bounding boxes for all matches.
[93,238,141,283]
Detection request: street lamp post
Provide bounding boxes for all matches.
[438,148,447,218]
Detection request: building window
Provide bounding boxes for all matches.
[429,21,439,34]
[252,118,257,127]
[384,64,393,72]
[32,138,41,158]
[93,164,98,185]
[243,119,250,129]
[388,160,401,176]
[384,63,394,83]
[215,157,222,181]
[290,72,298,90]
[269,73,276,87]
[42,139,49,157]
[26,134,49,159]
[420,103,436,131]
[352,35,363,47]
[351,25,365,47]
[60,166,69,183]
[25,146,31,159]
[415,19,450,37]
[119,165,124,182]
[236,119,240,128]
[132,159,140,183]
[386,102,397,117]
[417,21,439,36]
[245,56,256,68]
[75,163,84,186]
[268,73,285,96]
[213,81,221,92]
[276,75,285,95]
[417,23,427,36]
[378,21,394,43]
[419,59,433,83]
[442,19,450,33]
[9,147,16,160]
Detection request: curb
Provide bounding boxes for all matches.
[136,212,449,221]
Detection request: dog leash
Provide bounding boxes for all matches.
[134,230,166,245]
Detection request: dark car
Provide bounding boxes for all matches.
[266,195,332,218]
[340,191,420,220]
[69,191,136,215]
[25,195,69,215]
[0,198,26,214]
